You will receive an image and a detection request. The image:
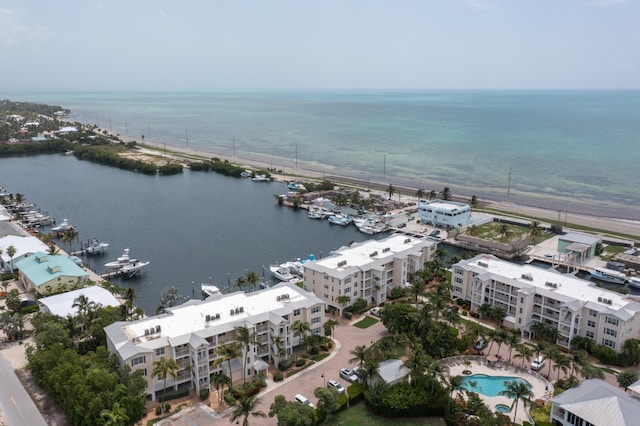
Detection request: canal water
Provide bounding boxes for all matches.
[1,155,407,313]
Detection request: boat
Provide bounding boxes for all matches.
[270,265,297,282]
[119,260,150,276]
[287,182,306,191]
[84,238,109,255]
[251,174,269,182]
[64,149,74,156]
[590,267,627,285]
[628,277,640,289]
[105,248,136,269]
[328,214,352,226]
[52,218,74,232]
[240,170,252,178]
[201,284,222,298]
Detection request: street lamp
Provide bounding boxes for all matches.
[321,373,325,387]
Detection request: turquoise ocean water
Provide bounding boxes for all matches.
[3,90,639,219]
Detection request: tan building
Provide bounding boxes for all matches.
[104,281,325,401]
[452,254,640,352]
[304,234,438,314]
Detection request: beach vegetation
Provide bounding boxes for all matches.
[441,186,452,201]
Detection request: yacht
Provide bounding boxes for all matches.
[84,238,109,255]
[105,249,136,269]
[52,218,74,232]
[240,170,252,178]
[328,214,352,226]
[271,265,296,282]
[590,267,627,285]
[628,277,640,289]
[119,260,150,276]
[201,284,222,298]
[251,174,270,182]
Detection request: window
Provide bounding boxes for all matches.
[155,348,165,356]
[455,268,463,275]
[455,277,463,284]
[344,277,351,284]
[520,297,524,304]
[131,356,146,367]
[453,286,462,293]
[603,338,616,349]
[585,330,594,339]
[311,317,321,324]
[589,309,597,317]
[140,368,147,376]
[311,306,321,314]
[606,317,619,326]
[293,309,300,316]
[344,287,351,294]
[587,320,596,328]
[605,328,617,337]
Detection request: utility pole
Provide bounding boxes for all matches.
[507,167,512,200]
[185,128,189,148]
[383,154,386,179]
[125,120,128,136]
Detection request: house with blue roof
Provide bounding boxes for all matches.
[15,252,89,295]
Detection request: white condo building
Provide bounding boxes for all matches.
[452,254,640,352]
[105,282,325,401]
[417,200,471,229]
[304,234,439,313]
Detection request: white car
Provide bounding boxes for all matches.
[531,356,545,371]
[293,394,314,408]
[327,379,345,393]
[369,307,382,317]
[340,368,358,383]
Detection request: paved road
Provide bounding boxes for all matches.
[0,353,48,426]
[237,315,388,426]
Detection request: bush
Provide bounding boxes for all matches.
[295,358,307,367]
[343,311,353,320]
[278,357,294,371]
[592,344,619,365]
[199,388,209,400]
[461,310,468,316]
[164,403,171,413]
[223,390,236,405]
[336,393,349,411]
[389,287,406,300]
[470,311,480,318]
[347,382,364,404]
[155,406,162,416]
[19,304,40,315]
[273,372,284,382]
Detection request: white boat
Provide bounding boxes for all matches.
[52,218,74,232]
[251,174,270,182]
[328,214,352,226]
[240,170,252,178]
[84,238,109,255]
[628,277,640,289]
[119,260,150,276]
[590,267,627,285]
[201,284,222,298]
[271,266,296,282]
[105,249,136,269]
[64,149,74,156]
[287,182,306,191]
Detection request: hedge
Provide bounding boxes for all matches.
[295,358,307,367]
[273,372,284,382]
[347,382,364,405]
[278,358,294,371]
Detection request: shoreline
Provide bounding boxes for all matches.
[74,121,640,239]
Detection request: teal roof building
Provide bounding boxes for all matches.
[15,252,89,295]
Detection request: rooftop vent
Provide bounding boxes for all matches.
[382,247,390,253]
[404,238,411,243]
[598,297,603,302]
[155,325,161,333]
[230,309,235,316]
[215,313,220,319]
[521,273,533,281]
[338,260,347,267]
[239,306,244,313]
[206,314,211,322]
[478,261,488,268]
[369,251,378,257]
[144,329,150,336]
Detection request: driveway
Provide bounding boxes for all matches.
[246,314,388,425]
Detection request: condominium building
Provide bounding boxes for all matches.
[104,281,325,401]
[304,234,438,313]
[417,200,471,229]
[451,254,640,352]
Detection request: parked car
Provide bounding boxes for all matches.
[531,356,545,371]
[369,307,382,317]
[293,394,314,408]
[327,379,345,394]
[429,230,441,237]
[397,222,406,228]
[340,368,358,383]
[474,338,488,351]
[419,227,426,233]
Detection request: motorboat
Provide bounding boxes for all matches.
[52,218,74,232]
[271,265,296,282]
[84,238,109,255]
[628,277,640,289]
[251,174,269,182]
[64,149,74,156]
[590,267,627,285]
[119,260,150,276]
[240,170,252,178]
[105,249,136,269]
[328,214,352,226]
[287,182,306,191]
[202,284,222,298]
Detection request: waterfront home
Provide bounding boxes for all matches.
[38,285,120,317]
[0,235,50,272]
[303,234,438,314]
[452,254,640,353]
[557,232,602,264]
[15,252,89,295]
[417,199,471,229]
[104,281,325,401]
[550,379,640,425]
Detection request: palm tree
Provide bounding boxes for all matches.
[617,370,638,391]
[236,325,259,385]
[47,244,58,255]
[230,394,267,426]
[336,295,351,314]
[448,375,465,407]
[234,276,247,292]
[514,342,535,368]
[499,381,533,424]
[428,190,436,200]
[415,188,425,202]
[323,318,340,341]
[211,371,230,404]
[497,223,511,239]
[6,245,16,272]
[217,343,241,387]
[506,333,521,362]
[60,228,78,254]
[529,220,542,240]
[387,184,395,200]
[404,343,431,387]
[100,402,129,426]
[349,345,368,369]
[291,320,311,351]
[357,357,380,387]
[553,353,571,381]
[545,346,562,378]
[427,361,449,395]
[441,186,452,201]
[270,334,287,360]
[245,271,261,292]
[465,322,486,347]
[152,357,180,403]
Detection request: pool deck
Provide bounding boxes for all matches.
[446,357,551,424]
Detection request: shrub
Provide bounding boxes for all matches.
[199,388,209,400]
[278,358,294,371]
[19,304,40,315]
[164,403,171,413]
[592,344,619,365]
[223,391,236,405]
[273,372,284,382]
[155,406,162,416]
[347,382,364,404]
[470,311,480,318]
[389,287,406,300]
[295,358,307,367]
[336,393,349,411]
[461,310,468,316]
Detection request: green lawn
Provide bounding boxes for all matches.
[353,316,379,329]
[324,403,445,426]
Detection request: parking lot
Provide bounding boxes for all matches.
[249,314,388,425]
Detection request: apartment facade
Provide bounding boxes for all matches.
[304,234,438,313]
[104,282,325,401]
[417,200,471,229]
[452,254,640,352]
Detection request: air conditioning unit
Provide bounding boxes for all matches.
[277,296,281,301]
[598,297,603,302]
[230,309,235,316]
[215,313,220,319]
[239,306,244,313]
[144,329,150,336]
[156,325,161,333]
[206,315,211,322]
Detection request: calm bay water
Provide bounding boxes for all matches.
[2,90,639,219]
[0,155,387,313]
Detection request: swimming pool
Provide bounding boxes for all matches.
[460,374,531,397]
[495,404,511,414]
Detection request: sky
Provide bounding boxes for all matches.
[1,0,639,91]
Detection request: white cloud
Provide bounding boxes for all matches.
[0,7,50,47]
